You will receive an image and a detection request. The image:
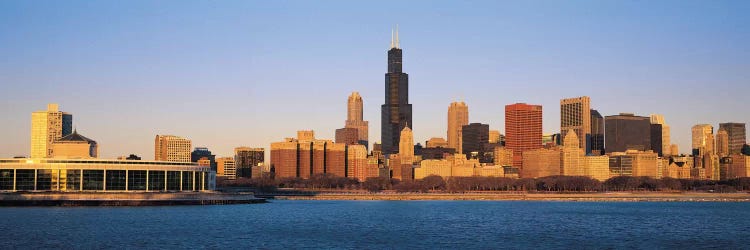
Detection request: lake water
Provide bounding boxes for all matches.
[2,200,749,249]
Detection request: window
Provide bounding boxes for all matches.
[182,171,193,191]
[36,169,52,191]
[167,171,181,191]
[67,170,81,191]
[128,170,147,191]
[106,170,126,191]
[83,170,104,191]
[15,170,35,191]
[148,171,165,191]
[0,170,13,190]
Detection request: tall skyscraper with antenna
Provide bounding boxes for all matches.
[381,26,412,155]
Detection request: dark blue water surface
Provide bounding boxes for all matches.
[2,200,750,249]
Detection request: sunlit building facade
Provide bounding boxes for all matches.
[30,104,73,158]
[155,135,192,163]
[0,158,212,192]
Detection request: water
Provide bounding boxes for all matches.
[2,200,749,249]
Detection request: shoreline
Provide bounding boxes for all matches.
[266,192,750,202]
[0,192,266,206]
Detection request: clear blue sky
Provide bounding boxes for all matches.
[1,0,748,159]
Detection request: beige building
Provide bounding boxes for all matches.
[716,129,730,157]
[216,157,237,179]
[426,137,448,148]
[522,148,561,178]
[561,130,585,176]
[344,92,369,145]
[609,150,659,178]
[560,96,590,151]
[414,154,498,179]
[399,125,414,165]
[415,159,452,179]
[493,147,513,166]
[584,155,610,181]
[50,131,98,159]
[154,135,192,162]
[447,101,469,152]
[31,104,73,158]
[663,156,693,179]
[650,114,672,156]
[297,130,315,142]
[489,130,501,144]
[692,124,714,152]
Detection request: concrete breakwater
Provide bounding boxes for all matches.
[0,192,266,206]
[270,192,750,202]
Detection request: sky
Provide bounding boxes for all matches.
[1,0,749,160]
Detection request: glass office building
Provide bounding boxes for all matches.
[0,158,213,192]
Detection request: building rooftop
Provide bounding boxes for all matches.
[57,130,96,143]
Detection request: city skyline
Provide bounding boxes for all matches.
[2,1,749,159]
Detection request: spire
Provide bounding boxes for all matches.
[390,25,400,49]
[391,29,395,49]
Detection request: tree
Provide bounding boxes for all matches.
[421,175,446,191]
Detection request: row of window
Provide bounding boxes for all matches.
[0,169,206,191]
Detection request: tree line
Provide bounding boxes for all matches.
[218,174,750,193]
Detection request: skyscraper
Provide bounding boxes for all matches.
[590,109,605,154]
[562,129,585,176]
[447,101,469,152]
[650,114,671,156]
[381,27,412,155]
[154,135,192,162]
[505,103,543,168]
[560,96,591,153]
[191,147,216,171]
[344,92,369,148]
[719,123,746,155]
[691,124,714,153]
[461,123,489,157]
[235,147,264,178]
[399,124,414,165]
[604,113,651,153]
[31,103,73,158]
[716,129,730,157]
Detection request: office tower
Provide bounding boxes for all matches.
[489,130,501,144]
[522,148,561,178]
[216,157,237,180]
[719,123,746,154]
[461,123,489,156]
[560,96,591,153]
[717,129,730,157]
[590,109,605,155]
[347,144,369,181]
[584,155,610,181]
[691,124,714,153]
[399,125,414,165]
[505,103,543,168]
[335,127,359,145]
[270,139,299,178]
[381,27,413,155]
[650,114,671,156]
[608,151,659,178]
[345,92,369,148]
[235,147,264,178]
[604,113,651,153]
[50,130,98,159]
[426,137,448,148]
[650,124,663,156]
[270,132,363,179]
[154,135,192,162]
[30,103,73,158]
[447,101,469,152]
[561,130,585,176]
[191,147,217,171]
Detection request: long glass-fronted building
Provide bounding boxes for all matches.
[0,158,214,192]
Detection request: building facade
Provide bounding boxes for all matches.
[345,92,369,148]
[461,123,489,157]
[650,114,671,156]
[605,113,651,153]
[216,157,237,180]
[447,101,469,152]
[560,96,591,153]
[380,29,412,155]
[154,135,192,163]
[235,147,264,178]
[590,109,605,155]
[0,158,212,192]
[50,131,98,159]
[719,123,746,155]
[505,103,543,169]
[31,104,73,158]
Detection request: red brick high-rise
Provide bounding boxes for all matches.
[505,103,543,169]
